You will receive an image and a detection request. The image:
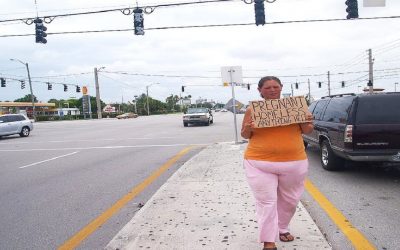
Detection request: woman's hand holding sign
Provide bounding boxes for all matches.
[300,111,314,134]
[241,108,255,139]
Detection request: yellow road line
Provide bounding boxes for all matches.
[305,179,376,250]
[58,146,195,250]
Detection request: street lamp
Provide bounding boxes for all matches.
[395,82,399,92]
[146,83,159,116]
[10,58,36,121]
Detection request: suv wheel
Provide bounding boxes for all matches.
[205,119,210,126]
[320,140,344,171]
[20,126,30,137]
[183,122,188,127]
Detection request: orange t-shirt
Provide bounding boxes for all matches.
[244,124,307,162]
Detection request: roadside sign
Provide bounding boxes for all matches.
[221,66,243,86]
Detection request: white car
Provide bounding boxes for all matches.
[0,114,34,138]
[183,108,214,127]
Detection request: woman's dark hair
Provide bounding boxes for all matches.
[258,76,282,98]
[258,76,282,88]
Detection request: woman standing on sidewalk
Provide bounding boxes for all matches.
[241,76,313,250]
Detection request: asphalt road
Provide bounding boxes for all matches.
[303,145,400,250]
[0,112,240,250]
[1,112,399,250]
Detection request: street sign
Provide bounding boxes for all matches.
[364,0,385,7]
[221,66,243,86]
[82,86,88,95]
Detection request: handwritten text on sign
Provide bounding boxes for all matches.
[250,96,309,128]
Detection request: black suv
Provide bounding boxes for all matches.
[303,92,400,171]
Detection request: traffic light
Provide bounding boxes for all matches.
[342,81,345,87]
[34,18,47,44]
[254,0,266,26]
[47,82,52,90]
[345,0,359,19]
[181,86,185,92]
[133,8,145,35]
[367,80,373,87]
[247,84,250,90]
[295,82,299,89]
[20,80,25,89]
[76,85,81,93]
[318,82,322,88]
[63,84,68,92]
[1,78,5,87]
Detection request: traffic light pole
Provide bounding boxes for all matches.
[25,63,36,121]
[94,67,102,119]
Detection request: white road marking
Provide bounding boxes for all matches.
[1,143,208,152]
[0,136,177,145]
[19,151,79,169]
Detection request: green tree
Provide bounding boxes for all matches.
[165,94,180,112]
[15,94,38,103]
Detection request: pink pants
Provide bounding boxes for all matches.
[244,159,308,243]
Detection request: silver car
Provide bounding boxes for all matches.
[183,108,214,127]
[0,114,34,138]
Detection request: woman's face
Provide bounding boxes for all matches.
[258,80,282,99]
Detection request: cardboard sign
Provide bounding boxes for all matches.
[250,96,309,128]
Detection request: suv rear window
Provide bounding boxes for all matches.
[356,95,400,124]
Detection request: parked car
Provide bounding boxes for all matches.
[0,114,33,138]
[116,113,138,119]
[183,108,214,127]
[303,92,400,171]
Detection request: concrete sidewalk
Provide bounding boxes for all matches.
[106,142,331,250]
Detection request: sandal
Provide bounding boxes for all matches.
[279,232,294,242]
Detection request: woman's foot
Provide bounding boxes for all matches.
[263,242,277,250]
[279,232,294,242]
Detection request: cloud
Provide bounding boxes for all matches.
[1,0,399,104]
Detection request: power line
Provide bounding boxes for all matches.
[0,0,236,23]
[1,15,400,38]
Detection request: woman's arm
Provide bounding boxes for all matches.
[241,108,254,139]
[300,112,314,134]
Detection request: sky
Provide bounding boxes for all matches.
[0,0,399,106]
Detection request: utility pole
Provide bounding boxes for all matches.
[327,71,331,96]
[10,59,36,121]
[229,68,239,144]
[308,78,311,101]
[146,86,150,116]
[25,63,36,121]
[291,83,294,97]
[368,49,374,94]
[395,82,399,92]
[94,67,102,119]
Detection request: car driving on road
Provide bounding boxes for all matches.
[183,108,213,127]
[0,114,33,138]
